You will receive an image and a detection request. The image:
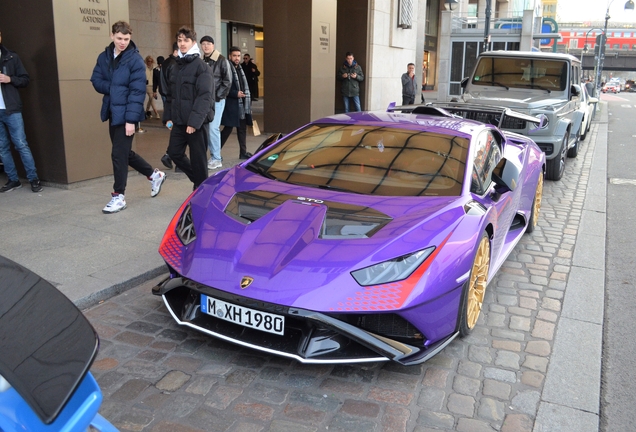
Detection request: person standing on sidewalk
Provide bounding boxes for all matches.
[0,30,43,193]
[241,53,260,101]
[164,26,215,190]
[159,43,179,170]
[337,52,364,113]
[200,35,231,170]
[221,46,252,159]
[401,63,417,105]
[144,55,160,119]
[91,21,166,214]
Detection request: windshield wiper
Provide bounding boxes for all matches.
[316,184,362,194]
[517,83,551,93]
[245,163,277,180]
[489,81,509,90]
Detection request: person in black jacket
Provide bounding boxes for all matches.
[0,30,43,193]
[221,46,252,159]
[91,21,166,214]
[241,53,260,101]
[158,43,179,170]
[164,26,215,190]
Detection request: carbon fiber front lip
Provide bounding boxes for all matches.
[153,276,458,365]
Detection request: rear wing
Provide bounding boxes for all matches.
[387,102,546,130]
[0,255,99,424]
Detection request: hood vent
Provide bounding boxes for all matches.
[225,190,393,239]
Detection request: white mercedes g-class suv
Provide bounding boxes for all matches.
[461,51,584,181]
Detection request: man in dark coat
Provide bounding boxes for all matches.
[164,26,215,190]
[221,46,252,159]
[337,51,364,112]
[241,53,260,101]
[158,43,179,170]
[401,63,417,105]
[0,30,43,193]
[91,21,166,214]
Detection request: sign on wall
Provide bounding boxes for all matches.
[78,0,109,36]
[319,22,330,53]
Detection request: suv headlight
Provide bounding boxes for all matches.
[351,247,435,286]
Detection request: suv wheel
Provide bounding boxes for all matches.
[567,127,580,158]
[546,131,569,181]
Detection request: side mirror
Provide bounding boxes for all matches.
[255,133,284,153]
[460,77,469,89]
[571,84,581,98]
[588,96,599,104]
[492,157,519,194]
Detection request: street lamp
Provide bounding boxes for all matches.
[483,0,492,52]
[595,0,635,92]
[444,0,458,11]
[583,28,604,83]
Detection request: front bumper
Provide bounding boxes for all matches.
[152,276,457,365]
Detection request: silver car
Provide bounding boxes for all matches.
[461,51,585,181]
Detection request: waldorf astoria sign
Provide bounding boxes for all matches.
[78,0,109,36]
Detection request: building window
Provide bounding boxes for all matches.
[398,0,413,29]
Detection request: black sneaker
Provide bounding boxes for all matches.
[30,179,43,193]
[161,153,173,169]
[0,179,22,193]
[239,152,253,159]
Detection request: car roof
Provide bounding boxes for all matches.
[479,50,580,63]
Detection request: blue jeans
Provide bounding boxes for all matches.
[208,99,226,161]
[0,110,38,182]
[343,95,361,113]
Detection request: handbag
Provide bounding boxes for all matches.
[252,120,261,137]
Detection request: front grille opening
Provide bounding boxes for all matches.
[537,143,554,155]
[329,313,425,344]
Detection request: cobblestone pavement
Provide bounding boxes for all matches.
[86,122,599,432]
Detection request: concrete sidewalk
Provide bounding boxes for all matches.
[0,119,271,309]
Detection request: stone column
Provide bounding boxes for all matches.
[520,9,534,51]
[263,0,337,133]
[437,10,453,102]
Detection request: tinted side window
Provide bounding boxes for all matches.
[471,130,502,195]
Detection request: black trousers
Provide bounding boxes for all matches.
[109,122,153,195]
[220,118,247,155]
[167,124,209,188]
[402,95,415,105]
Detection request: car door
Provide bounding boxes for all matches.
[471,129,516,262]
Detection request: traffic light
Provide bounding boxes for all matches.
[594,33,607,56]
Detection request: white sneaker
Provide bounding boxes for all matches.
[103,194,126,214]
[150,169,166,197]
[207,159,222,170]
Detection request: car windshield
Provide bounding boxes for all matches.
[472,57,568,91]
[247,124,469,197]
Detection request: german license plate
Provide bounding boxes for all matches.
[200,295,285,335]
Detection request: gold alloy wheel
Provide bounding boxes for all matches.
[532,174,544,229]
[466,235,491,329]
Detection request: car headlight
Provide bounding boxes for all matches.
[351,247,435,286]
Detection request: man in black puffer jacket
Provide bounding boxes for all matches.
[164,26,214,190]
[91,21,166,214]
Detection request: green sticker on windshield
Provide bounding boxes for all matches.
[474,76,480,81]
[267,154,279,161]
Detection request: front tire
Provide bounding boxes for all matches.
[459,232,491,337]
[545,130,568,181]
[526,172,544,234]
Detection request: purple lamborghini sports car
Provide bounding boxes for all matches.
[153,104,546,365]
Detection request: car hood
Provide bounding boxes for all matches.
[463,90,567,111]
[177,167,470,310]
